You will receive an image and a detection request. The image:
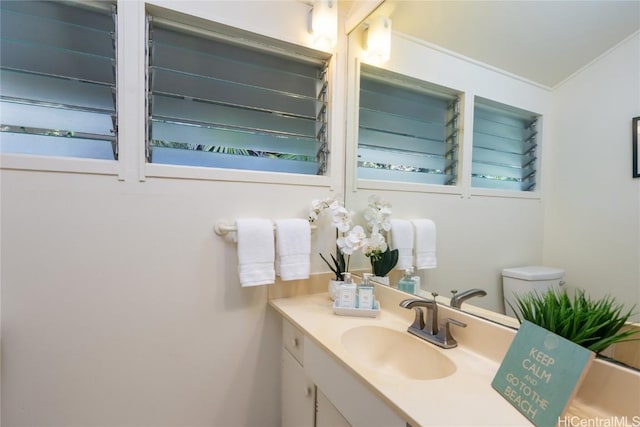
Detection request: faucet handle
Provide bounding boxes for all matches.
[436,317,467,348]
[443,318,467,328]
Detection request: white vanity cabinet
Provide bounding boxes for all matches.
[316,389,350,427]
[281,318,405,427]
[281,319,315,427]
[281,319,350,427]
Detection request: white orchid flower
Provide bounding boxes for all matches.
[363,232,387,257]
[331,206,353,232]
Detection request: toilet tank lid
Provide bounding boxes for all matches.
[502,266,564,280]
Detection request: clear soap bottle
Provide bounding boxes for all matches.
[357,273,375,310]
[338,272,356,308]
[398,268,416,294]
[411,268,421,294]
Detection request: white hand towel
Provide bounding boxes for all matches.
[390,219,414,270]
[275,219,311,281]
[236,218,275,287]
[412,219,437,269]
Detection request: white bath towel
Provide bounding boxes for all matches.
[236,218,275,287]
[275,219,311,281]
[390,219,414,270]
[412,219,437,269]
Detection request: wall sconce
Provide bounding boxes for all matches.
[310,0,337,50]
[364,16,392,63]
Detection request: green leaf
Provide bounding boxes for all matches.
[370,248,398,277]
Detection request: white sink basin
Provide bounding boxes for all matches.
[341,325,456,380]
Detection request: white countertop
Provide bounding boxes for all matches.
[270,292,532,427]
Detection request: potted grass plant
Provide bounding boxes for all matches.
[509,288,638,354]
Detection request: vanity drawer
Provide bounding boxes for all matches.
[283,318,304,364]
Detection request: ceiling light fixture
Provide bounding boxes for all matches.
[310,0,337,50]
[364,16,392,63]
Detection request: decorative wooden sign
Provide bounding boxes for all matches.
[492,321,595,426]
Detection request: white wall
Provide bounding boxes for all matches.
[0,1,346,425]
[544,32,640,320]
[345,30,553,313]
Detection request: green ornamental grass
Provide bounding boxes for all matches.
[510,289,638,354]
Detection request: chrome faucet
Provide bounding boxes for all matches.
[400,296,467,349]
[450,288,487,309]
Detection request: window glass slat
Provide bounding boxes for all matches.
[1,8,113,58]
[0,132,114,160]
[359,147,448,171]
[152,147,317,174]
[360,87,448,123]
[1,69,114,112]
[1,39,114,85]
[152,95,317,139]
[1,1,113,30]
[474,116,528,142]
[153,36,318,98]
[472,147,535,169]
[151,121,317,157]
[472,177,532,191]
[359,108,446,142]
[1,101,114,136]
[152,68,320,119]
[358,167,454,185]
[358,128,447,156]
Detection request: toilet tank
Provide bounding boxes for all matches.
[502,266,565,317]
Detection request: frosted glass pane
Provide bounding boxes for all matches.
[358,147,446,171]
[1,8,113,58]
[474,116,527,141]
[1,101,113,136]
[359,128,447,155]
[152,95,316,138]
[151,147,317,174]
[359,108,446,141]
[472,147,533,169]
[153,68,320,119]
[472,161,530,180]
[1,39,114,84]
[471,177,529,191]
[153,36,319,98]
[151,121,317,156]
[0,132,114,159]
[358,167,453,185]
[1,69,114,111]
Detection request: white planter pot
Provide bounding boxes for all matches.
[372,276,390,286]
[329,280,343,301]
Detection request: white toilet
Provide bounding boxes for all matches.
[502,266,565,317]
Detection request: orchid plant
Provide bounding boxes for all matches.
[309,196,353,281]
[337,195,398,277]
[309,195,399,280]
